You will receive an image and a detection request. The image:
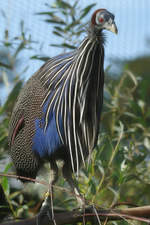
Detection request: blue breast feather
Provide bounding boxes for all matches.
[32,93,64,157]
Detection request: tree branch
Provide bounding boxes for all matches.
[1,173,150,224]
[1,206,150,225]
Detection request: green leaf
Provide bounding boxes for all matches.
[3,162,12,173]
[73,0,78,8]
[108,186,119,200]
[0,81,23,115]
[9,191,21,200]
[56,0,72,9]
[65,20,80,31]
[1,177,9,196]
[54,26,65,32]
[60,43,76,49]
[1,163,12,196]
[0,61,12,69]
[31,55,50,62]
[13,42,25,58]
[80,3,96,19]
[53,31,63,37]
[45,19,66,25]
[89,179,96,195]
[36,12,54,16]
[0,134,7,142]
[51,43,76,49]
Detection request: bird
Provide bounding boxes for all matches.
[9,8,117,218]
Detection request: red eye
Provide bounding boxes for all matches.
[99,17,104,23]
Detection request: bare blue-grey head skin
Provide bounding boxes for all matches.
[90,9,118,37]
[9,8,117,214]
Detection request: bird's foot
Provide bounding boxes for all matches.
[36,193,56,225]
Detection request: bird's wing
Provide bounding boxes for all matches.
[11,116,24,146]
[8,101,25,147]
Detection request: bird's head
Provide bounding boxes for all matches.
[91,9,118,35]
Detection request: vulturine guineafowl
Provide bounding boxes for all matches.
[9,8,117,222]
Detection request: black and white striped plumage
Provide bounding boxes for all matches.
[34,37,105,175]
[9,9,117,203]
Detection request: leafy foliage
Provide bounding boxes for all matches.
[0,0,150,224]
[37,0,96,50]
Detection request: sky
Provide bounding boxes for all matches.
[0,0,150,103]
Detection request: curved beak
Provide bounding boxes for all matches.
[105,21,118,34]
[110,22,118,34]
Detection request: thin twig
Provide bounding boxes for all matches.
[1,206,150,225]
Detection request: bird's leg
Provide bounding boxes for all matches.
[62,164,85,208]
[37,161,58,225]
[62,165,101,225]
[48,161,58,225]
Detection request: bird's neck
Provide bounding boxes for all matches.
[76,35,104,83]
[76,34,104,117]
[74,34,105,153]
[87,24,105,44]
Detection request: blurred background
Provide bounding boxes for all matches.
[0,0,150,224]
[0,0,150,103]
